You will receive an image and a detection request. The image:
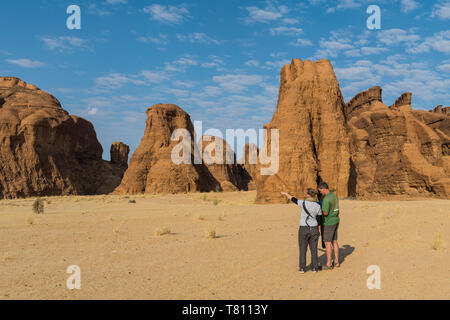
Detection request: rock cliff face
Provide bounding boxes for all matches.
[255,59,350,203]
[114,104,220,194]
[110,142,130,169]
[199,135,251,191]
[346,90,449,198]
[240,143,259,191]
[0,77,127,198]
[431,105,450,115]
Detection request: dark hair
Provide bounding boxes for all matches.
[307,188,318,198]
[317,182,329,190]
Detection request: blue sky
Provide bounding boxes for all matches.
[1,0,449,159]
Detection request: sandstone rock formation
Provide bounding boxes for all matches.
[199,135,251,191]
[239,143,259,191]
[431,105,450,115]
[0,77,127,198]
[346,89,449,198]
[255,59,350,203]
[111,142,130,169]
[114,104,220,194]
[389,92,412,109]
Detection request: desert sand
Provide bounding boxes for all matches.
[0,191,448,300]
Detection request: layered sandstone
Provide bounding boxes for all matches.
[389,92,412,109]
[0,77,127,198]
[114,104,220,194]
[199,135,251,191]
[347,91,449,198]
[111,142,130,168]
[255,59,350,203]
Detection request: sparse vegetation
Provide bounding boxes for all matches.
[32,198,44,214]
[197,214,205,221]
[432,234,442,251]
[128,200,136,204]
[26,216,35,226]
[213,199,220,206]
[205,225,216,239]
[218,210,226,221]
[155,226,171,236]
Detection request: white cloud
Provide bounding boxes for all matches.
[6,58,45,68]
[176,33,221,45]
[376,28,421,46]
[289,38,313,46]
[407,30,450,54]
[137,34,168,45]
[87,107,99,115]
[213,74,265,92]
[201,56,225,69]
[41,36,88,52]
[269,26,303,36]
[140,70,170,83]
[431,1,450,19]
[401,0,419,13]
[437,62,450,73]
[243,3,289,24]
[326,0,362,13]
[94,73,145,89]
[143,4,190,24]
[245,60,260,67]
[164,56,198,72]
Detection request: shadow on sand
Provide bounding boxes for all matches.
[318,244,355,267]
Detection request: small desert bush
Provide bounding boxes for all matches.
[197,214,205,221]
[202,195,208,201]
[205,225,216,239]
[218,210,226,221]
[32,198,44,214]
[26,216,35,226]
[432,234,442,251]
[155,226,171,236]
[213,199,220,206]
[128,200,136,204]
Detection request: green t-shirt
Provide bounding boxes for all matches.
[321,192,340,226]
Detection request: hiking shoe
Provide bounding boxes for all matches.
[311,269,318,273]
[299,269,305,274]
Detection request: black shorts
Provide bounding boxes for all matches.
[323,223,339,242]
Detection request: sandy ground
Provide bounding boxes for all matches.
[0,191,449,300]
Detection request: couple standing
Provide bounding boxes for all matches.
[281,182,340,273]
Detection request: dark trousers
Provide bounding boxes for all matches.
[298,226,320,270]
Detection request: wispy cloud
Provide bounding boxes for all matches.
[431,1,450,19]
[41,36,88,52]
[243,3,289,24]
[94,73,146,89]
[143,4,191,24]
[269,26,303,36]
[401,0,420,13]
[176,33,222,45]
[7,58,45,68]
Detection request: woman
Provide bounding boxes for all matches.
[281,189,322,273]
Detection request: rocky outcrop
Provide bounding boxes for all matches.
[110,142,130,169]
[255,59,350,203]
[240,143,259,191]
[114,104,220,194]
[431,105,450,116]
[389,92,412,109]
[347,90,449,198]
[346,86,382,118]
[199,135,251,191]
[0,77,126,199]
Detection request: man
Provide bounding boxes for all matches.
[317,182,340,270]
[280,189,322,274]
